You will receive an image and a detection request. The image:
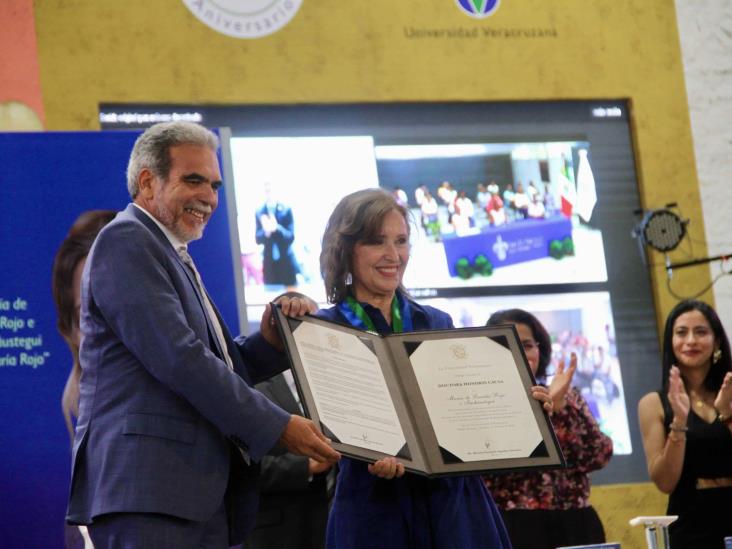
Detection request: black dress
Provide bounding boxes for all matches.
[659,391,732,548]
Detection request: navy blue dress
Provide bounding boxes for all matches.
[317,295,512,549]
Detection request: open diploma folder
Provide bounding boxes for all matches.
[274,309,565,477]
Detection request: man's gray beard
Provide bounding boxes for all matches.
[156,201,204,243]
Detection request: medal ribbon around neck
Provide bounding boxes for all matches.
[339,292,412,334]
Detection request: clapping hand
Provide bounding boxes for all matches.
[714,371,732,421]
[548,352,578,410]
[668,366,690,424]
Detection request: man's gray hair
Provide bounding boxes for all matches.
[126,121,219,198]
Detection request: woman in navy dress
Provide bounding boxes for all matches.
[317,188,552,549]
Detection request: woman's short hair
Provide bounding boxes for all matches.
[661,299,732,393]
[52,210,116,348]
[486,308,552,378]
[320,188,409,304]
[126,121,219,199]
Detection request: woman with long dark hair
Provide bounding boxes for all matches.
[638,299,732,548]
[52,209,117,442]
[52,209,116,549]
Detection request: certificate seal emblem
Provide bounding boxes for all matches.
[182,0,304,39]
[450,345,468,359]
[327,334,340,350]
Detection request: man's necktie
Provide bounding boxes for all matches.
[178,247,254,464]
[177,246,234,370]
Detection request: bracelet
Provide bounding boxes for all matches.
[668,432,686,443]
[670,424,689,432]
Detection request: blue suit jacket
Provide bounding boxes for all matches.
[67,204,291,543]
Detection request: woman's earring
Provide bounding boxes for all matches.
[713,348,722,364]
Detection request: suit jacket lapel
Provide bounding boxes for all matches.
[125,204,230,364]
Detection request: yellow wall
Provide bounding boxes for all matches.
[593,482,668,549]
[33,0,711,323]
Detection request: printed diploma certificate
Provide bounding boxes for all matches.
[275,308,564,477]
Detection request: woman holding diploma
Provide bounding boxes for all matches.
[316,189,552,549]
[483,309,612,549]
[638,300,732,548]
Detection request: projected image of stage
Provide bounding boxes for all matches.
[230,137,607,305]
[378,142,607,288]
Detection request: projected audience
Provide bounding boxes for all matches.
[437,180,457,223]
[502,183,517,221]
[414,184,427,207]
[543,182,556,215]
[452,190,475,234]
[483,308,613,549]
[52,209,117,442]
[419,189,440,238]
[485,183,507,226]
[392,185,408,207]
[315,188,554,549]
[52,209,116,549]
[476,182,490,210]
[527,192,546,219]
[513,182,530,219]
[403,176,570,243]
[255,182,300,287]
[527,180,541,203]
[638,299,732,548]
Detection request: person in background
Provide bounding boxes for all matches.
[542,182,556,216]
[66,121,339,548]
[53,209,117,443]
[453,190,475,233]
[527,180,541,203]
[52,209,117,549]
[484,308,613,549]
[437,181,457,224]
[476,182,490,210]
[243,371,334,549]
[502,182,516,222]
[255,181,300,287]
[638,299,732,548]
[392,185,408,208]
[527,193,546,219]
[485,183,506,226]
[512,182,530,219]
[316,189,553,549]
[419,189,440,238]
[413,184,427,208]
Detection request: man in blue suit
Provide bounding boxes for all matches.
[255,182,299,287]
[66,121,340,548]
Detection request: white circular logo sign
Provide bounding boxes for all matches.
[182,0,303,39]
